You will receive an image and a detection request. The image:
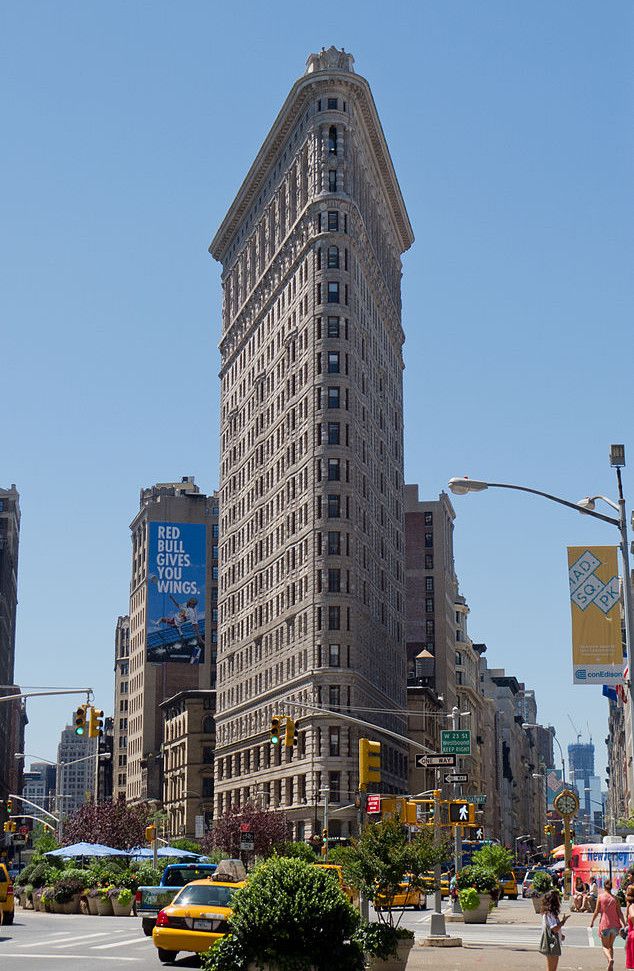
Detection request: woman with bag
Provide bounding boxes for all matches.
[540,890,569,969]
[590,879,626,971]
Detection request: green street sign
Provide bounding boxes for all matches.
[467,794,487,805]
[441,730,471,755]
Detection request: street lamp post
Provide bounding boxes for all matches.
[449,446,634,791]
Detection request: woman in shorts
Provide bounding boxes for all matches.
[590,879,626,971]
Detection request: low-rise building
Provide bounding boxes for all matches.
[161,690,216,839]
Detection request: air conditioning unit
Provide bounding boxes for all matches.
[603,836,621,844]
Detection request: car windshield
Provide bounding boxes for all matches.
[163,868,214,888]
[174,885,236,907]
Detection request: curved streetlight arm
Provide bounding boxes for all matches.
[460,480,620,526]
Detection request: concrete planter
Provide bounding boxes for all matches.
[87,895,99,915]
[367,939,414,970]
[96,896,114,916]
[462,894,492,924]
[532,895,545,914]
[112,899,133,917]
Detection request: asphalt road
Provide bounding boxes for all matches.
[0,910,200,970]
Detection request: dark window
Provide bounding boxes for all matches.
[328,170,337,192]
[425,597,434,613]
[329,643,341,667]
[327,281,340,303]
[327,246,339,268]
[316,248,322,270]
[203,746,214,764]
[328,568,341,592]
[327,316,340,337]
[317,99,322,111]
[212,524,219,539]
[327,494,341,518]
[425,577,434,592]
[202,777,214,798]
[328,387,340,408]
[328,458,340,481]
[327,211,339,231]
[424,511,433,525]
[329,684,341,706]
[327,422,340,444]
[455,651,462,666]
[328,352,340,373]
[328,126,337,155]
[425,554,433,569]
[327,531,341,555]
[424,532,433,548]
[328,606,341,630]
[426,620,435,636]
[329,727,340,756]
[327,97,338,110]
[329,771,341,802]
[202,715,214,734]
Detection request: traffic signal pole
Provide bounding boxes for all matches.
[451,707,462,915]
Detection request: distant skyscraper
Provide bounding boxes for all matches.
[569,740,600,836]
[210,48,413,836]
[112,615,130,801]
[56,716,97,817]
[0,485,23,802]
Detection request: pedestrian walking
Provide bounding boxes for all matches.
[625,885,634,970]
[590,879,626,971]
[540,890,569,970]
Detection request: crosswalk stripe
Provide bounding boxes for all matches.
[20,932,108,949]
[0,952,143,962]
[92,936,153,950]
[51,932,111,947]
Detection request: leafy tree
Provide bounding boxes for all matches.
[62,800,152,850]
[201,801,290,858]
[333,816,449,927]
[169,837,201,854]
[471,843,514,878]
[201,857,364,971]
[33,826,59,855]
[276,840,318,862]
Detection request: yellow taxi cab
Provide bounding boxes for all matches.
[421,871,450,898]
[375,876,426,911]
[313,863,359,907]
[0,863,15,924]
[498,871,519,900]
[152,875,245,964]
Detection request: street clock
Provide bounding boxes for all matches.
[554,789,579,818]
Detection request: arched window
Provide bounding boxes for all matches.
[328,126,337,155]
[327,246,339,269]
[202,715,214,734]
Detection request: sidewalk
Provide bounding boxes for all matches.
[406,945,608,970]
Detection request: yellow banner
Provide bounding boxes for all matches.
[567,546,622,685]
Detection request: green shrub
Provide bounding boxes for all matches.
[276,841,318,863]
[352,921,412,960]
[117,887,134,906]
[531,871,553,894]
[133,862,163,887]
[54,878,85,904]
[455,865,497,894]
[471,844,514,879]
[201,856,364,971]
[458,887,481,911]
[16,859,56,889]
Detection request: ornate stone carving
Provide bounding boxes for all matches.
[305,46,355,75]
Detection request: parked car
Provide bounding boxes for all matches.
[0,862,15,924]
[522,867,549,898]
[498,872,518,900]
[375,875,426,911]
[136,861,218,936]
[152,865,246,964]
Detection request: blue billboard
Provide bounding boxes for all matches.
[146,522,206,663]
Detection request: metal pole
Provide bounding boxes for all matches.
[563,816,572,900]
[451,707,462,915]
[616,468,634,800]
[429,781,447,936]
[322,787,330,861]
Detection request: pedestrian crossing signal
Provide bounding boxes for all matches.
[449,801,474,824]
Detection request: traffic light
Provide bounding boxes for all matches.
[145,824,157,843]
[3,821,16,833]
[322,828,328,844]
[448,801,475,825]
[3,822,8,833]
[88,706,104,738]
[74,704,87,736]
[6,799,12,815]
[359,738,381,789]
[284,717,297,748]
[270,716,281,745]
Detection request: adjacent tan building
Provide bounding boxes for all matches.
[210,48,414,836]
[127,478,219,804]
[161,689,215,838]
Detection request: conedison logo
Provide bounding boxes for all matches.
[575,669,587,680]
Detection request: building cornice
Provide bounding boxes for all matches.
[210,68,413,262]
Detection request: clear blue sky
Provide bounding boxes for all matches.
[3,1,632,782]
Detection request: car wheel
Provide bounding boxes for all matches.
[157,948,178,964]
[509,895,518,900]
[3,910,14,925]
[142,918,155,937]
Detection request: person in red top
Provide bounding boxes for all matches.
[590,880,626,971]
